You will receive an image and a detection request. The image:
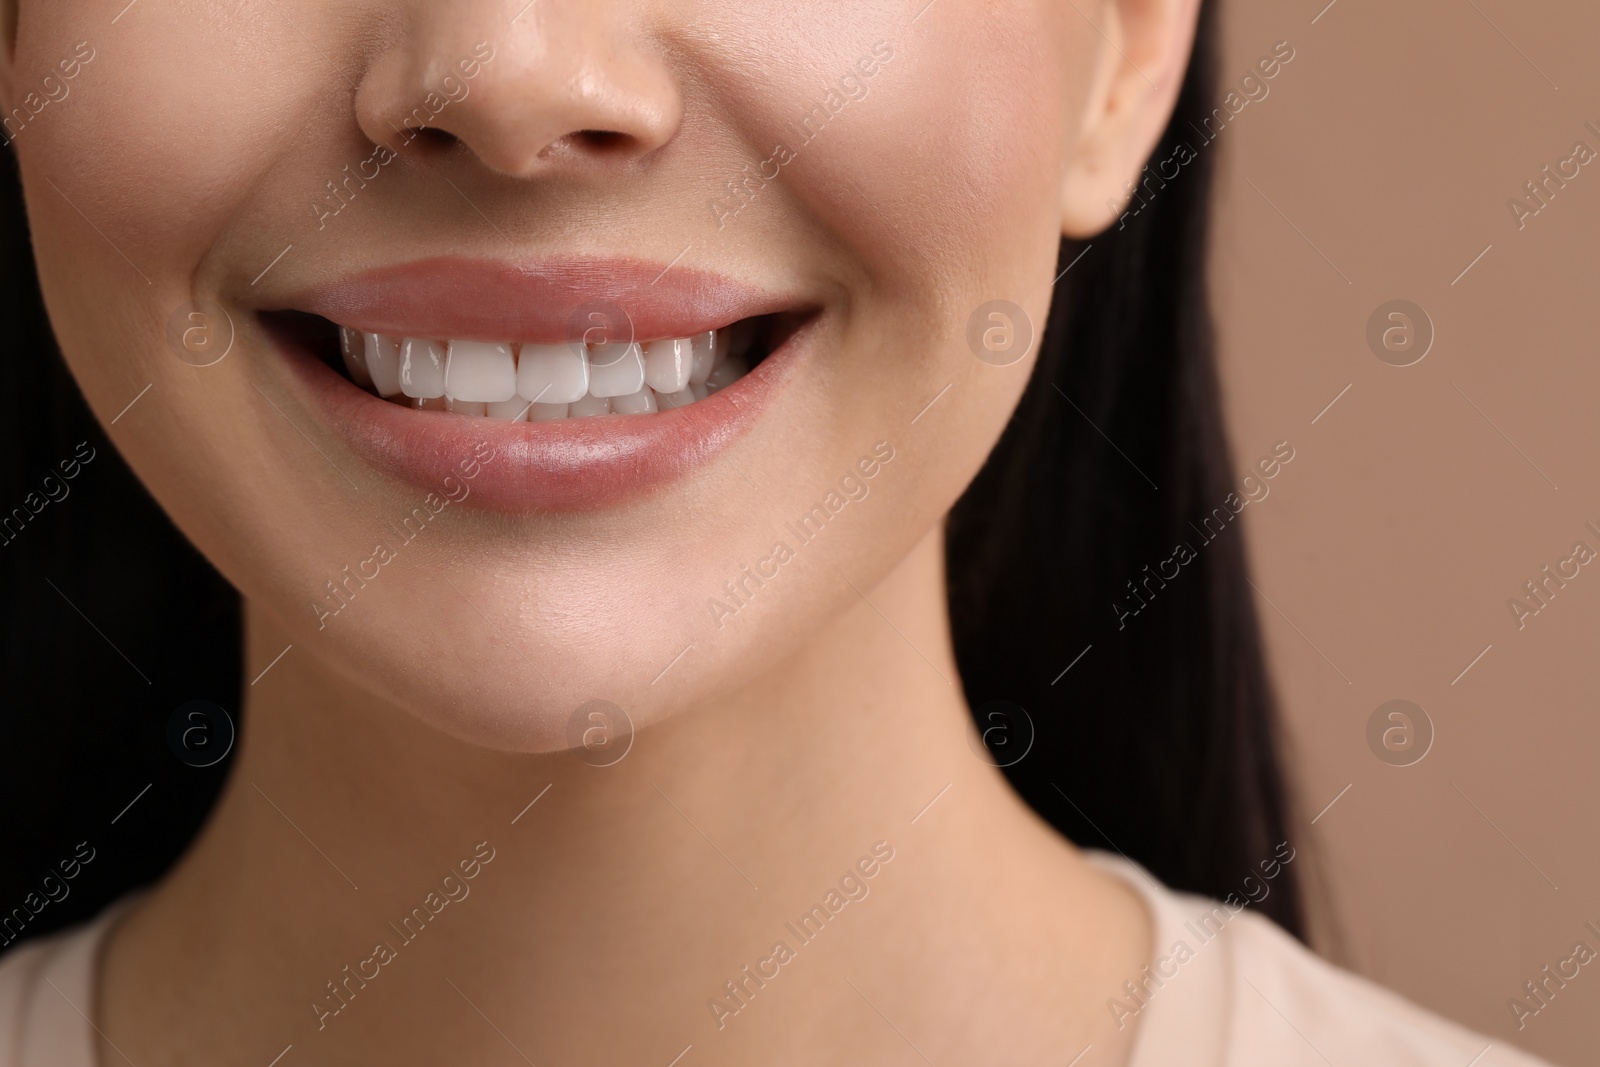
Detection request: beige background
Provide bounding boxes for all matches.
[1213,0,1600,1062]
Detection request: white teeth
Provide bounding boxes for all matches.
[341,327,374,389]
[568,394,611,418]
[516,343,589,405]
[586,341,646,398]
[643,337,694,393]
[399,338,446,398]
[445,397,488,416]
[611,388,658,415]
[705,355,748,393]
[486,398,531,421]
[364,333,403,397]
[446,341,517,402]
[656,387,696,410]
[689,330,717,386]
[351,325,760,420]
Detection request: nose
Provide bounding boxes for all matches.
[354,1,683,178]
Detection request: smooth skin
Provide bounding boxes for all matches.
[2,0,1199,1062]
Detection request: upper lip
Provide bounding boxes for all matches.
[277,255,798,343]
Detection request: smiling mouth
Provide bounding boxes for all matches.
[255,256,817,510]
[263,311,801,420]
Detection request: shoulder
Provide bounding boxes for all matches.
[1086,852,1553,1067]
[0,901,133,1067]
[1215,904,1548,1066]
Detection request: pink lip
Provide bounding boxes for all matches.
[270,257,813,513]
[286,256,793,343]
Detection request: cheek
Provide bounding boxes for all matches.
[710,3,1074,485]
[21,6,323,271]
[722,6,1072,297]
[17,5,343,440]
[16,5,364,587]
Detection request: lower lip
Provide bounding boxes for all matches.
[275,327,810,513]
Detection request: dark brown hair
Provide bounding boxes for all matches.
[948,0,1305,936]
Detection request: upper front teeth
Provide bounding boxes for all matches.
[399,338,446,398]
[643,337,694,393]
[341,327,748,419]
[363,333,404,397]
[516,343,588,405]
[586,341,646,398]
[444,340,517,402]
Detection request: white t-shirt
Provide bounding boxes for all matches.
[0,853,1556,1066]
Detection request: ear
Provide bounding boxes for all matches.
[1059,0,1203,238]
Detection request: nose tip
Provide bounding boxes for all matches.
[354,12,683,180]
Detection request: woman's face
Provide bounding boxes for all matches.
[4,0,1187,750]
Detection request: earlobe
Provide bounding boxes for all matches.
[1058,0,1202,238]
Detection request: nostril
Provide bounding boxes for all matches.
[572,129,630,152]
[532,129,636,166]
[405,126,461,151]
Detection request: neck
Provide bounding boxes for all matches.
[102,529,1149,1064]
